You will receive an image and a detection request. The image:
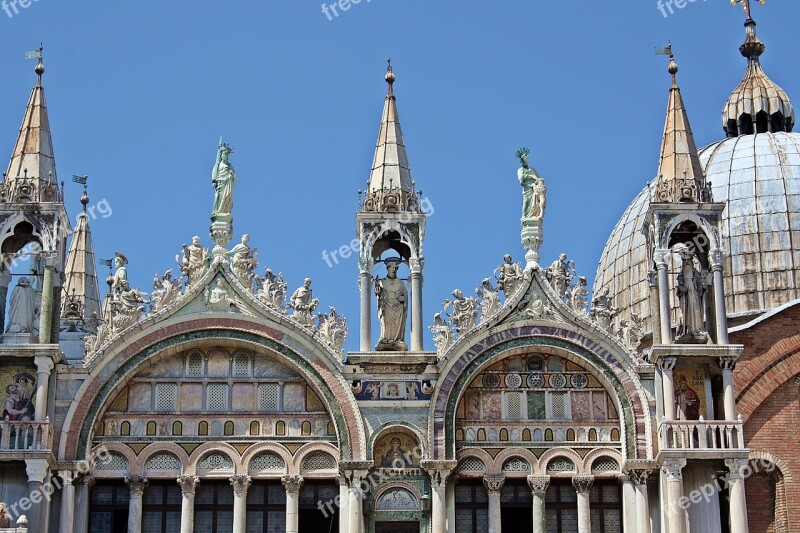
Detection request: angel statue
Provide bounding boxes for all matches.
[211,141,236,220]
[516,147,547,222]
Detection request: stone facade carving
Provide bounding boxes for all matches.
[590,287,618,331]
[482,474,505,493]
[177,475,199,495]
[527,475,550,495]
[256,269,287,311]
[228,234,258,287]
[176,236,209,286]
[568,275,589,317]
[151,269,181,313]
[205,278,236,311]
[545,253,574,300]
[617,312,644,352]
[429,312,454,354]
[375,258,408,351]
[571,475,594,494]
[495,254,523,297]
[229,475,252,496]
[318,306,348,355]
[476,278,501,320]
[448,289,478,335]
[281,474,304,494]
[288,278,319,329]
[125,475,149,493]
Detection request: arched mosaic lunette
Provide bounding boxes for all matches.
[430,326,650,460]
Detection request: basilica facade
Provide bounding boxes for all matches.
[0,8,796,533]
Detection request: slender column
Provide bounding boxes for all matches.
[648,271,662,345]
[0,269,11,334]
[38,253,56,344]
[720,358,737,420]
[660,357,677,421]
[336,476,350,533]
[655,250,673,344]
[25,459,49,533]
[483,474,505,533]
[619,474,637,533]
[342,465,369,533]
[33,356,54,422]
[125,476,148,533]
[572,475,594,533]
[74,475,95,533]
[662,459,687,533]
[359,266,372,351]
[446,478,456,532]
[409,262,424,351]
[59,470,76,533]
[428,469,449,533]
[527,475,550,533]
[725,459,750,533]
[230,475,252,533]
[282,475,304,533]
[629,469,652,533]
[710,251,729,345]
[177,475,199,533]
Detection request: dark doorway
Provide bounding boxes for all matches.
[501,480,533,532]
[88,482,130,533]
[502,506,533,531]
[375,522,420,533]
[299,480,340,533]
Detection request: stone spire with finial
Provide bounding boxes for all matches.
[723,1,794,136]
[362,60,419,213]
[653,47,707,204]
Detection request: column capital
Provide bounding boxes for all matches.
[482,473,505,493]
[177,475,199,495]
[229,475,252,496]
[654,249,671,267]
[661,458,686,480]
[34,355,55,375]
[709,249,725,269]
[409,257,424,274]
[58,469,76,485]
[571,475,594,494]
[625,469,652,486]
[526,475,550,495]
[125,475,149,494]
[724,458,750,481]
[78,474,96,488]
[658,356,677,372]
[421,460,457,487]
[25,458,49,484]
[719,357,738,371]
[282,474,304,494]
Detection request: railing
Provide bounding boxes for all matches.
[659,415,745,451]
[0,418,52,452]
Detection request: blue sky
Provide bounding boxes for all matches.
[0,0,797,351]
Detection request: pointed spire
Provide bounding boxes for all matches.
[654,49,707,203]
[2,49,61,203]
[61,185,102,327]
[362,60,419,213]
[722,12,794,136]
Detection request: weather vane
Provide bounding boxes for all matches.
[731,0,765,19]
[72,175,88,191]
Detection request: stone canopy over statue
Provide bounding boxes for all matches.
[375,258,408,351]
[211,141,236,222]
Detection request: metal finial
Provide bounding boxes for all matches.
[656,43,678,86]
[732,0,766,20]
[385,58,395,94]
[26,45,45,84]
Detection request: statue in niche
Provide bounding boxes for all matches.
[288,278,319,328]
[211,142,236,219]
[374,258,408,351]
[177,236,209,285]
[545,253,574,299]
[5,277,36,334]
[448,289,478,335]
[228,234,258,285]
[495,254,523,297]
[516,147,547,222]
[111,252,129,302]
[476,278,500,319]
[675,249,707,343]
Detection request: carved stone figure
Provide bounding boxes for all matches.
[211,143,236,219]
[111,252,129,302]
[448,289,478,335]
[288,278,318,328]
[256,268,287,310]
[151,269,181,312]
[495,254,523,297]
[5,276,35,334]
[0,503,10,528]
[206,278,236,311]
[675,251,707,342]
[114,280,149,330]
[476,277,500,320]
[429,311,454,355]
[545,253,574,299]
[618,312,644,352]
[568,276,589,317]
[590,287,617,330]
[318,306,348,353]
[375,259,408,351]
[177,236,209,285]
[228,234,258,286]
[516,147,547,221]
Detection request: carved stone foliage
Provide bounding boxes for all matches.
[527,475,550,494]
[281,475,304,494]
[616,312,644,353]
[482,474,505,493]
[571,475,594,494]
[151,269,182,313]
[255,269,288,312]
[318,307,348,356]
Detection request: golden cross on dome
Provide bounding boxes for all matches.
[731,0,765,19]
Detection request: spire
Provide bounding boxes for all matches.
[2,49,62,203]
[362,60,419,213]
[654,49,707,204]
[61,183,102,327]
[722,12,794,137]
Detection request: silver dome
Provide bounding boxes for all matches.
[594,132,800,332]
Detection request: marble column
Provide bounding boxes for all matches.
[33,356,54,423]
[446,478,456,532]
[662,459,687,533]
[483,474,505,533]
[282,475,304,533]
[572,475,594,533]
[725,459,750,533]
[655,250,673,344]
[38,254,56,344]
[359,266,372,351]
[125,476,148,533]
[710,251,729,345]
[59,470,76,533]
[660,357,677,421]
[428,469,449,533]
[177,475,199,533]
[336,476,350,533]
[25,459,49,533]
[648,270,662,345]
[230,475,252,533]
[409,262,424,351]
[629,469,652,533]
[74,475,94,533]
[720,358,737,421]
[619,474,637,533]
[342,466,369,533]
[527,475,550,533]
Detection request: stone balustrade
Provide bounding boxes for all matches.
[0,418,52,452]
[659,415,745,451]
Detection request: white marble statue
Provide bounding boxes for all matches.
[676,251,706,340]
[228,234,258,286]
[476,277,501,320]
[111,252,129,302]
[177,236,209,285]
[288,278,319,328]
[256,268,287,310]
[590,287,617,330]
[516,147,547,221]
[568,276,589,317]
[545,253,574,300]
[318,306,348,353]
[5,277,36,334]
[211,143,236,218]
[206,278,236,311]
[375,259,408,351]
[495,254,523,297]
[449,289,478,335]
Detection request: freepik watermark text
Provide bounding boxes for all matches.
[2,0,42,19]
[656,0,707,18]
[321,0,374,21]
